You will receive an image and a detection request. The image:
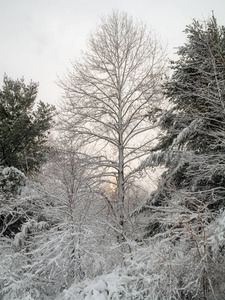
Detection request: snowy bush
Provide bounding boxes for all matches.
[0,166,26,195]
[54,212,225,300]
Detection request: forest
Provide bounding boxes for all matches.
[0,11,225,300]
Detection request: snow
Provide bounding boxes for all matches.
[170,118,202,149]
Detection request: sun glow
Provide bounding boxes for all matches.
[108,182,117,193]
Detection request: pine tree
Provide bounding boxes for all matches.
[138,15,225,227]
[0,75,55,244]
[136,15,225,299]
[0,75,55,174]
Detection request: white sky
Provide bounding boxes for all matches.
[0,0,225,106]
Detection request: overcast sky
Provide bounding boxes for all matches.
[1,0,225,106]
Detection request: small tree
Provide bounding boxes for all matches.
[0,75,55,174]
[0,138,117,299]
[59,11,166,240]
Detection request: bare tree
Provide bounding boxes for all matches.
[59,11,167,240]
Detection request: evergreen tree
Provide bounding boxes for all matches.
[136,15,225,299]
[0,75,55,174]
[138,15,225,231]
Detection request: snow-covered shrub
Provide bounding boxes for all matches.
[0,174,56,300]
[55,209,225,300]
[0,166,26,195]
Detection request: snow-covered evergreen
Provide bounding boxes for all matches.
[136,14,225,299]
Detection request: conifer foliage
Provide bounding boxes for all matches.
[0,75,55,174]
[140,14,225,224]
[137,15,225,299]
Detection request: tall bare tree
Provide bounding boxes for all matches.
[59,11,166,239]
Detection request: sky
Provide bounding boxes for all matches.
[0,0,225,107]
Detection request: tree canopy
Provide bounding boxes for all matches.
[139,15,225,212]
[59,11,166,240]
[136,14,225,299]
[0,75,55,174]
